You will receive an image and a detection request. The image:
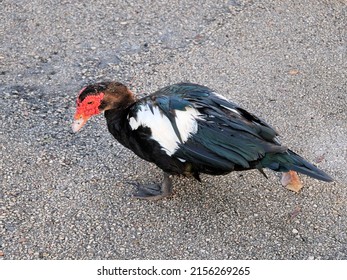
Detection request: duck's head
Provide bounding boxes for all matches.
[72,81,135,132]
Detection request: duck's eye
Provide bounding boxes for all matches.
[87,101,94,105]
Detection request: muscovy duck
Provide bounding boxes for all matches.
[72,82,333,200]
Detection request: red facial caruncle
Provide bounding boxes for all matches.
[72,92,104,133]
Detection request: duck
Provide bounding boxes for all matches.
[72,81,333,200]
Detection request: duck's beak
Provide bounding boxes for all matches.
[72,115,89,133]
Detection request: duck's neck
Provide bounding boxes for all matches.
[104,95,136,139]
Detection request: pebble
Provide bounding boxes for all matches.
[292,229,299,234]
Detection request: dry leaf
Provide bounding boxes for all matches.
[18,238,26,243]
[289,69,300,75]
[281,171,303,193]
[288,206,302,222]
[315,153,326,164]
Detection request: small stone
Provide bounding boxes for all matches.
[0,250,4,256]
[292,228,299,234]
[308,256,315,260]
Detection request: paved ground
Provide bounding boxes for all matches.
[0,0,346,260]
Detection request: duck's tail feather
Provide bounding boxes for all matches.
[261,149,333,182]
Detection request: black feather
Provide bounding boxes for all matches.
[104,82,333,183]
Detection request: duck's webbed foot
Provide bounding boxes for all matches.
[132,172,173,200]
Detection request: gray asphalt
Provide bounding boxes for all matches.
[1,0,346,260]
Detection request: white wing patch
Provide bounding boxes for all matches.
[129,104,200,156]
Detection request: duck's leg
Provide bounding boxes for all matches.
[132,172,173,200]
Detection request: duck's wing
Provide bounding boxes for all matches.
[128,83,285,173]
